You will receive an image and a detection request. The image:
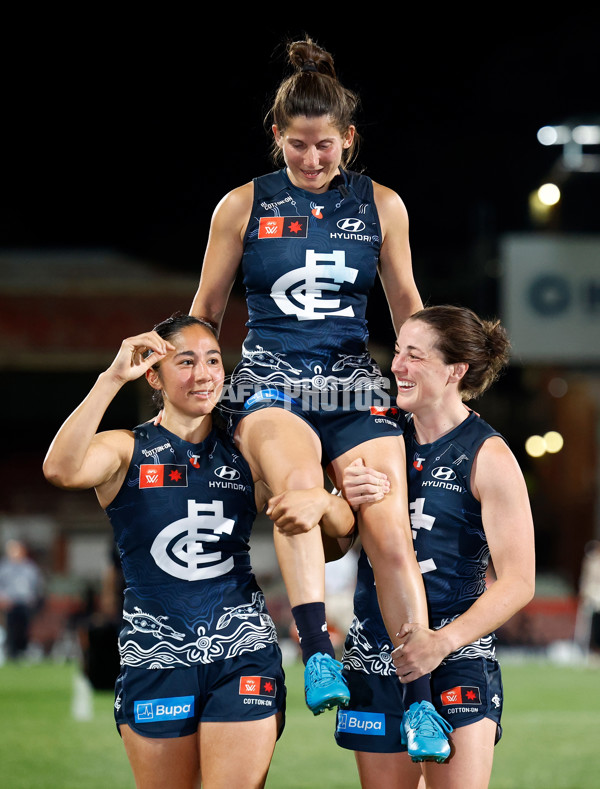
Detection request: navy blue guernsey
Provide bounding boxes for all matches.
[105,423,277,669]
[233,169,386,392]
[344,411,503,677]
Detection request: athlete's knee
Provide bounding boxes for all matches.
[279,464,324,492]
[359,512,414,566]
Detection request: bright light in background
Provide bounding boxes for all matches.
[525,435,547,458]
[525,432,565,457]
[548,377,568,398]
[528,187,558,225]
[537,124,600,146]
[537,183,561,206]
[544,431,564,453]
[537,125,571,146]
[572,125,600,145]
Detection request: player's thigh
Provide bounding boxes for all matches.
[329,434,408,494]
[355,750,424,789]
[330,435,412,554]
[423,717,497,789]
[235,408,323,491]
[120,724,200,789]
[199,715,281,789]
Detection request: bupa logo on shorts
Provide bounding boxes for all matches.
[244,388,295,410]
[336,710,385,736]
[440,685,482,706]
[258,216,308,239]
[140,464,188,488]
[239,676,277,697]
[134,696,195,723]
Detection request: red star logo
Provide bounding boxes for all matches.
[466,690,477,701]
[169,469,182,481]
[263,681,273,693]
[288,221,303,234]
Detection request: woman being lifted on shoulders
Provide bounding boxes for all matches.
[190,35,447,760]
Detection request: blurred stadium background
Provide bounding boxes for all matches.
[1,13,599,788]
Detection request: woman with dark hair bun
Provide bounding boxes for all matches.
[338,306,535,789]
[190,34,450,760]
[43,315,355,788]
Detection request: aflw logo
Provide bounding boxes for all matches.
[258,216,308,238]
[140,464,187,488]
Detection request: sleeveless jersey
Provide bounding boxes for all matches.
[344,411,503,677]
[232,168,386,393]
[105,423,277,669]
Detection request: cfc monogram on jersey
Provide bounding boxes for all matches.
[105,424,278,669]
[344,411,504,675]
[240,168,381,357]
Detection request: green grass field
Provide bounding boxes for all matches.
[0,655,598,788]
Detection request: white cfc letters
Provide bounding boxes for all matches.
[270,249,358,320]
[409,497,437,574]
[151,500,235,580]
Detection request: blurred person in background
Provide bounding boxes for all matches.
[0,538,44,661]
[576,540,600,656]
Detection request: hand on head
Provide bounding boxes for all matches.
[108,332,175,385]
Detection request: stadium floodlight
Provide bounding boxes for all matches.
[537,125,572,146]
[536,120,600,172]
[537,123,600,146]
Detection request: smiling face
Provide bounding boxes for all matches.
[273,115,355,193]
[146,323,224,419]
[391,319,467,415]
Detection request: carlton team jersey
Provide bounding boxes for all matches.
[232,168,386,393]
[344,411,503,677]
[105,423,277,669]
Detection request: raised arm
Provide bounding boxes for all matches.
[43,332,173,505]
[373,181,423,334]
[394,436,536,677]
[189,182,253,333]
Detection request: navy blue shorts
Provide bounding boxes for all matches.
[335,657,503,754]
[223,385,403,465]
[114,644,286,739]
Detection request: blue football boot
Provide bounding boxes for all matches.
[400,700,453,762]
[304,652,351,715]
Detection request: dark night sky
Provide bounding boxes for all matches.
[3,14,599,327]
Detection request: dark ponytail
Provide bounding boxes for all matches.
[409,305,511,401]
[266,36,360,167]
